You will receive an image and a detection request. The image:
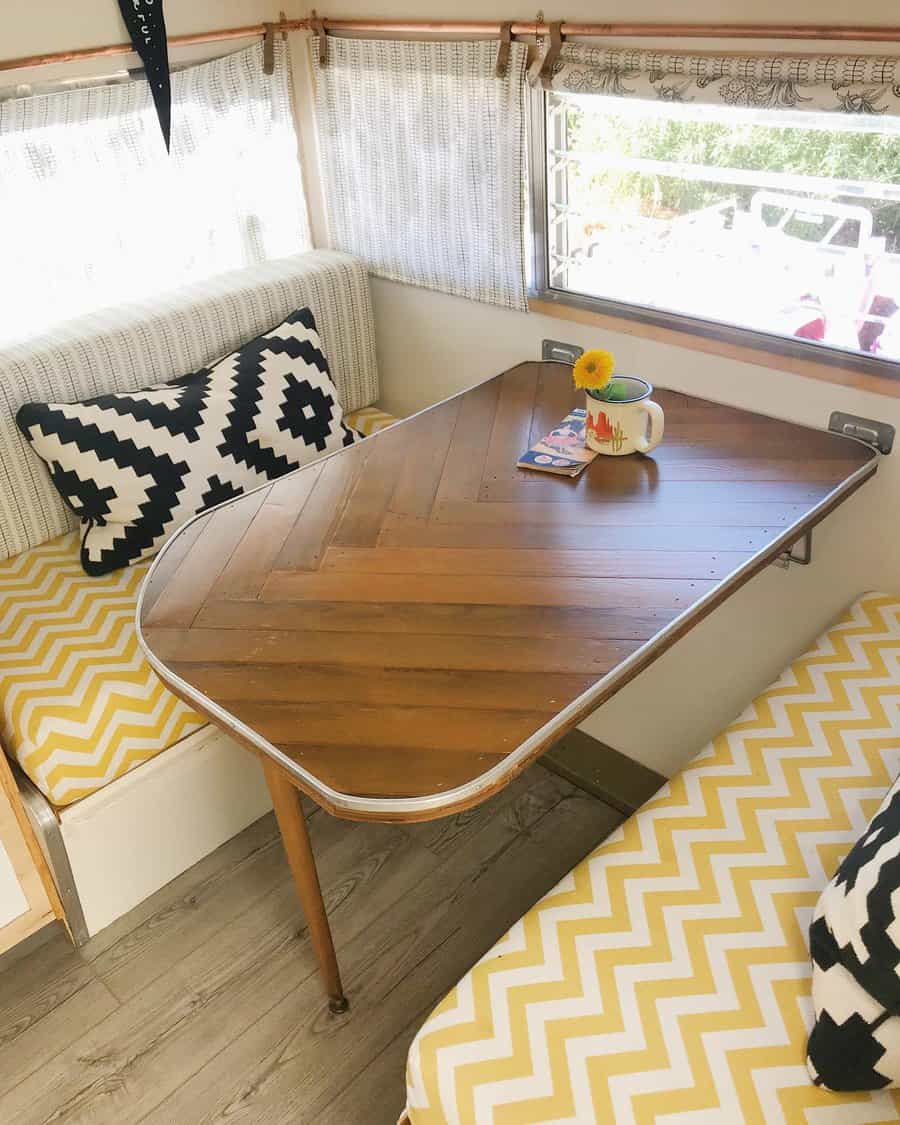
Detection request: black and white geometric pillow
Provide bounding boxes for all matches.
[17,307,357,576]
[808,773,900,1091]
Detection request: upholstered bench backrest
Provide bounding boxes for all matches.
[0,250,379,562]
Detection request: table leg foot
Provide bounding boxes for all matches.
[262,759,348,1010]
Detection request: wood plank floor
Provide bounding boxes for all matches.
[0,765,639,1125]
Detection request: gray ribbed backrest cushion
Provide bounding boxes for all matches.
[0,251,379,560]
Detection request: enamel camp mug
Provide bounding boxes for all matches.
[584,376,665,456]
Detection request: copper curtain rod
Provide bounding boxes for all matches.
[4,17,900,75]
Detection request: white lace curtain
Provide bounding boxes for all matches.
[313,37,529,312]
[0,41,311,347]
[549,45,900,116]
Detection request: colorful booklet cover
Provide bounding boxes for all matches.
[517,408,599,478]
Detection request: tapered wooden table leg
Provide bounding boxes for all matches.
[262,759,349,1014]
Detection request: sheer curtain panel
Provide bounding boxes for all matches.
[0,41,311,347]
[313,37,529,311]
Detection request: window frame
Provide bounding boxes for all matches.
[526,84,900,384]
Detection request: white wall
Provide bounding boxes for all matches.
[4,1,281,57]
[309,0,898,27]
[5,2,899,777]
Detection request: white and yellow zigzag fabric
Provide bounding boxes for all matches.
[345,405,399,437]
[406,593,900,1124]
[0,532,205,807]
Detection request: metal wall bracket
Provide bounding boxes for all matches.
[774,528,813,570]
[829,411,894,455]
[542,339,584,365]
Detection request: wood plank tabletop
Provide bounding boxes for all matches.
[137,361,877,822]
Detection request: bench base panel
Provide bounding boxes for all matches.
[56,726,271,937]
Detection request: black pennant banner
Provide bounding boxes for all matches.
[117,0,172,151]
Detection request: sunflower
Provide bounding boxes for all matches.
[573,349,615,392]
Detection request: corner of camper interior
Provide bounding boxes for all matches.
[2,3,900,1122]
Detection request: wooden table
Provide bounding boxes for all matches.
[137,361,877,1011]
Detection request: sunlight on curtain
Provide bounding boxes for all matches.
[313,37,529,312]
[0,42,310,347]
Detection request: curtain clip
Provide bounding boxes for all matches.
[263,22,276,76]
[495,22,513,79]
[528,19,563,90]
[311,9,328,67]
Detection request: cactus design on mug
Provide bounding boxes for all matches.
[586,410,626,452]
[586,410,612,444]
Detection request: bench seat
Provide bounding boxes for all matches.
[405,593,900,1124]
[0,530,206,807]
[0,406,397,808]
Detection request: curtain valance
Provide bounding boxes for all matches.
[549,44,900,115]
[313,37,529,312]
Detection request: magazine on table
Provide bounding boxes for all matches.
[517,407,598,478]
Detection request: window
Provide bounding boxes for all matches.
[535,90,900,367]
[0,43,310,349]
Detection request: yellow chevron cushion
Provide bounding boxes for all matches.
[345,405,399,436]
[0,532,206,807]
[406,593,900,1125]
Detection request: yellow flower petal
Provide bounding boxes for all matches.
[573,349,615,391]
